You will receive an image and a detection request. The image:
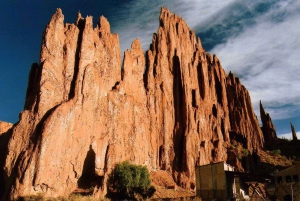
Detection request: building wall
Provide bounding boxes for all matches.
[274,162,300,200]
[196,162,230,200]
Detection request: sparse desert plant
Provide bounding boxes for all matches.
[19,193,56,201]
[267,156,272,163]
[108,161,155,200]
[235,146,249,161]
[229,144,235,149]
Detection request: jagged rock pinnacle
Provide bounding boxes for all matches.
[291,122,298,140]
[260,100,277,144]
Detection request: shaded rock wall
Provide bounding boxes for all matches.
[227,73,264,151]
[0,122,13,198]
[1,8,266,199]
[260,100,277,144]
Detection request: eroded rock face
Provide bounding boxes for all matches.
[145,8,231,187]
[1,8,266,200]
[227,73,264,152]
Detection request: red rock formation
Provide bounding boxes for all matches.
[0,121,12,134]
[260,100,277,144]
[1,8,266,200]
[145,8,232,187]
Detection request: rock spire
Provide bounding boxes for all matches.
[260,100,277,144]
[291,123,298,141]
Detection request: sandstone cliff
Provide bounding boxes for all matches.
[1,8,266,200]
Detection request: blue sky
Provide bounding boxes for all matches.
[0,0,299,138]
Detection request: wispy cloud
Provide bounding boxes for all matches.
[208,0,300,121]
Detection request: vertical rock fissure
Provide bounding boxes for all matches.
[24,63,40,111]
[143,54,150,90]
[214,69,223,106]
[159,145,163,169]
[68,18,85,100]
[197,62,205,100]
[192,89,196,108]
[103,143,110,164]
[172,49,185,171]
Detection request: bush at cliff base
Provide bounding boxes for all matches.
[108,161,155,200]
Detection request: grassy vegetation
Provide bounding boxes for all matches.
[19,194,109,201]
[228,143,249,161]
[19,161,155,201]
[260,150,292,167]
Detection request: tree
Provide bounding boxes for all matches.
[108,161,155,200]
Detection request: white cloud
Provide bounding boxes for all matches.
[210,0,300,120]
[278,131,300,140]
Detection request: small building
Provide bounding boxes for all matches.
[273,161,300,201]
[196,162,267,201]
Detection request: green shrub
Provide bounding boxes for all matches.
[272,149,281,156]
[108,161,155,200]
[242,148,249,157]
[237,154,243,161]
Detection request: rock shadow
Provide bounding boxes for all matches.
[172,49,186,172]
[0,129,12,199]
[77,145,96,189]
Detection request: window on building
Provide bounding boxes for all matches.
[286,176,292,183]
[293,175,299,182]
[277,176,283,183]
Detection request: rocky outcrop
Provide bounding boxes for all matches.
[227,73,264,151]
[1,8,266,200]
[291,123,298,141]
[260,101,277,144]
[0,121,12,135]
